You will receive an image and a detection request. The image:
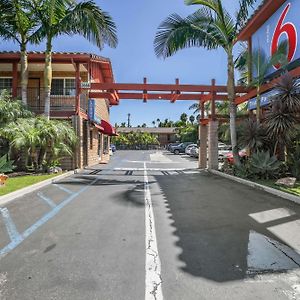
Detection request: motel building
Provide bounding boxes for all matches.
[0,52,117,170]
[236,0,300,111]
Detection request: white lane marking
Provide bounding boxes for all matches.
[0,208,22,243]
[126,160,181,164]
[114,167,186,172]
[37,192,56,209]
[144,162,163,300]
[53,184,73,195]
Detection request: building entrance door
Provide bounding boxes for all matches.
[28,78,41,112]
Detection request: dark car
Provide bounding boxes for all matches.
[167,143,180,151]
[171,142,194,154]
[110,144,116,152]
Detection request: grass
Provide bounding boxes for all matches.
[253,179,300,197]
[0,174,60,196]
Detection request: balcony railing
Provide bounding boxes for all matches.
[13,88,88,115]
[0,87,90,117]
[17,88,77,113]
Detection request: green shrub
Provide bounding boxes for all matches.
[0,154,15,173]
[287,145,300,179]
[248,151,282,179]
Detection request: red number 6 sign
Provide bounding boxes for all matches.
[271,3,297,69]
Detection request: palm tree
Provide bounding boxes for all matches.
[180,113,188,124]
[238,118,268,154]
[30,0,118,119]
[189,115,195,125]
[152,121,156,127]
[0,91,32,126]
[0,116,77,170]
[154,0,258,166]
[247,42,287,124]
[0,0,38,105]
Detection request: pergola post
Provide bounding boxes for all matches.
[208,120,219,170]
[198,100,208,169]
[198,121,208,169]
[207,79,219,170]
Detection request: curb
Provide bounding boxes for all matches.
[0,171,74,207]
[208,169,300,205]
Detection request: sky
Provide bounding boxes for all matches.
[0,0,253,127]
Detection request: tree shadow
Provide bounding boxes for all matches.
[154,171,300,282]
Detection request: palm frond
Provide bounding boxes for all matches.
[236,0,257,30]
[56,1,117,49]
[154,9,220,58]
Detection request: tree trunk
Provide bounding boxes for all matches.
[37,147,46,170]
[44,40,52,120]
[20,43,28,105]
[227,49,241,166]
[256,86,261,124]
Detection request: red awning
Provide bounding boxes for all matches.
[100,120,118,136]
[92,123,104,131]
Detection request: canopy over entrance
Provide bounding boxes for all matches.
[88,78,248,120]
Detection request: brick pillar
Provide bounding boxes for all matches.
[198,124,208,169]
[208,120,219,170]
[72,115,82,169]
[100,134,104,162]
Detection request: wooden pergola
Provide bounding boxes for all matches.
[89,78,249,121]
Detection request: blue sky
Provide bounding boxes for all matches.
[1,0,251,126]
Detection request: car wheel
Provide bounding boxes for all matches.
[174,149,180,155]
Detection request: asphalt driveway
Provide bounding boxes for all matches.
[0,150,299,300]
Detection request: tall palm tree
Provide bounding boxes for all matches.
[189,115,195,125]
[154,0,258,166]
[236,41,288,124]
[30,0,118,119]
[0,0,39,105]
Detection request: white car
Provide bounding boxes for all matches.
[185,144,198,155]
[218,144,232,161]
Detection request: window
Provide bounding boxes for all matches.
[51,78,76,96]
[0,78,12,93]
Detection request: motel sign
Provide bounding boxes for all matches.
[252,0,300,76]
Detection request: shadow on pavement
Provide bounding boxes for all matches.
[154,171,300,282]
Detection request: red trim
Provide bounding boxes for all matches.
[93,123,104,131]
[235,65,300,105]
[100,120,117,136]
[237,0,286,41]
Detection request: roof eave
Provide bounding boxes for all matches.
[237,0,286,41]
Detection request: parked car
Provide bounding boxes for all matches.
[185,144,198,155]
[189,146,199,158]
[171,142,194,154]
[167,143,180,151]
[110,144,116,152]
[218,144,232,161]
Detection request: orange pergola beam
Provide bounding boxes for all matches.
[90,82,247,94]
[89,92,229,102]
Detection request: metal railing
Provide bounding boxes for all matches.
[15,88,79,114]
[2,87,90,116]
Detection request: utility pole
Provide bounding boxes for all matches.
[127,113,131,127]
